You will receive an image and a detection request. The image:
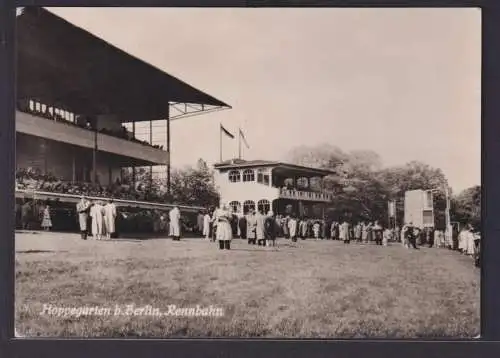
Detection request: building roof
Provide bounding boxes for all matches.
[16,8,230,122]
[213,159,339,177]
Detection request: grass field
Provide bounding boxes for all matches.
[15,231,480,338]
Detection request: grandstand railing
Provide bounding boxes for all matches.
[16,110,169,165]
[15,189,203,213]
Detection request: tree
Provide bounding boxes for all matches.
[168,159,219,207]
[451,185,481,230]
[286,145,453,228]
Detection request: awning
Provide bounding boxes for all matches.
[16,7,230,122]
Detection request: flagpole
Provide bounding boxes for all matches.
[220,124,222,162]
[238,129,242,159]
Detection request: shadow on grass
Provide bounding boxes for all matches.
[16,250,67,254]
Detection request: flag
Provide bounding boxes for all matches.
[239,128,250,148]
[220,124,234,139]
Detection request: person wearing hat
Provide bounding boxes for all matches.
[214,203,233,250]
[76,196,91,240]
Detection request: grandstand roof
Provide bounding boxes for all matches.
[16,7,230,122]
[213,159,340,177]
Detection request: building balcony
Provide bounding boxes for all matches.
[16,110,169,165]
[278,189,332,202]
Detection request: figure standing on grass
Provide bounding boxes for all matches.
[76,196,91,240]
[103,199,117,240]
[203,209,211,240]
[21,199,32,230]
[340,219,350,244]
[246,209,257,245]
[405,222,419,250]
[90,200,104,240]
[288,213,298,243]
[265,211,278,247]
[382,228,392,246]
[215,204,233,250]
[256,209,266,246]
[354,222,362,243]
[373,221,383,245]
[41,204,52,231]
[169,206,181,241]
[313,221,321,240]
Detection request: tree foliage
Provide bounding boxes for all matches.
[286,144,478,229]
[451,185,481,230]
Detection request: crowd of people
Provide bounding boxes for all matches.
[189,206,481,266]
[17,100,164,150]
[16,168,163,202]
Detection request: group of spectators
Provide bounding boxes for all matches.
[16,168,164,202]
[17,100,164,150]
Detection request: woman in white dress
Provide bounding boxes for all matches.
[203,210,211,240]
[458,227,467,254]
[465,225,476,256]
[215,204,233,250]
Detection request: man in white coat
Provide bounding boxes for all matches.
[103,199,117,240]
[76,196,91,240]
[169,206,181,240]
[90,200,104,240]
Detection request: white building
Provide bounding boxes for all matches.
[404,189,434,228]
[213,159,339,218]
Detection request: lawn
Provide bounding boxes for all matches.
[15,231,480,338]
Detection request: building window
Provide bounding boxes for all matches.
[243,200,256,214]
[228,170,241,183]
[257,199,271,214]
[257,169,270,185]
[229,201,241,213]
[425,190,433,209]
[242,169,255,182]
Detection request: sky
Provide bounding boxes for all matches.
[46,8,481,192]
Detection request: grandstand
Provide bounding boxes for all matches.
[15,8,230,231]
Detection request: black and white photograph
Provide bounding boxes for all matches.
[14,7,480,338]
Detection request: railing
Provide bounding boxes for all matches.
[279,189,332,202]
[16,111,169,165]
[15,189,203,213]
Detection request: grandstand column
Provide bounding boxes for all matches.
[149,119,153,189]
[166,105,171,194]
[132,120,136,186]
[92,123,97,184]
[72,149,76,183]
